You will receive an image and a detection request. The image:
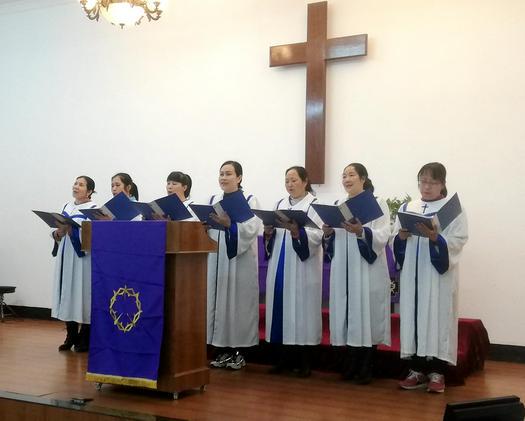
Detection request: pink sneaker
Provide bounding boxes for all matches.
[399,370,428,390]
[427,372,445,393]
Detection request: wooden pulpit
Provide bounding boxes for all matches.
[82,221,216,398]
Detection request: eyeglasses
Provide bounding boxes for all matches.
[418,179,442,187]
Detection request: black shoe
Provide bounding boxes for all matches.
[58,343,74,351]
[353,347,374,385]
[296,366,311,378]
[296,346,312,378]
[341,346,359,380]
[268,364,284,374]
[58,341,74,351]
[58,321,78,352]
[268,344,288,374]
[268,355,287,375]
[73,343,89,353]
[74,324,90,353]
[354,369,373,385]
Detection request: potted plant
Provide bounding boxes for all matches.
[385,194,411,307]
[386,194,411,224]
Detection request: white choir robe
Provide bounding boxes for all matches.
[327,197,391,347]
[392,197,468,365]
[182,197,197,221]
[265,193,324,345]
[206,193,261,348]
[51,200,97,324]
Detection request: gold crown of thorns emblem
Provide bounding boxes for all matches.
[109,286,143,333]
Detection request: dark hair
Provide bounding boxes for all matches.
[417,162,447,197]
[220,160,243,189]
[345,163,374,193]
[112,172,139,200]
[77,175,96,199]
[129,183,139,200]
[285,166,313,193]
[167,171,192,198]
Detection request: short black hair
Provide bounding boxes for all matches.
[167,171,192,198]
[418,162,447,196]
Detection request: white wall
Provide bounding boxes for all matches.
[0,0,524,345]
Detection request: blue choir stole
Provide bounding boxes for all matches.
[86,221,167,389]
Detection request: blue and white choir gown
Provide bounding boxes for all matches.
[326,196,391,347]
[265,193,324,345]
[51,200,97,324]
[392,197,468,365]
[206,192,261,348]
[183,197,197,221]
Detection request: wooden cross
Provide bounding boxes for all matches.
[270,1,367,184]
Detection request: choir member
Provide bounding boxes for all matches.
[264,166,323,378]
[322,163,391,384]
[52,176,97,352]
[393,162,468,393]
[207,161,261,370]
[111,172,139,201]
[166,171,196,219]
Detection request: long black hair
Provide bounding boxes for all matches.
[345,163,374,193]
[112,172,139,200]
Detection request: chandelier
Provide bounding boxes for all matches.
[79,0,166,28]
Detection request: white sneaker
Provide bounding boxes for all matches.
[210,353,232,368]
[226,352,246,370]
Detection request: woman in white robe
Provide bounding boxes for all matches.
[207,161,261,370]
[393,162,468,393]
[111,172,139,201]
[322,163,391,384]
[166,171,197,220]
[52,176,97,352]
[264,166,323,377]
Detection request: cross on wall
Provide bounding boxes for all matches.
[270,1,367,184]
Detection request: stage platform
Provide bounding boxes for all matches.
[248,306,490,385]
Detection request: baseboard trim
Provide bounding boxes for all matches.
[489,344,525,364]
[9,305,52,320]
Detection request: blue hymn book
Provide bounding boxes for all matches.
[252,209,320,229]
[397,193,462,236]
[134,194,192,221]
[436,193,462,231]
[190,191,255,230]
[396,212,435,236]
[32,210,81,228]
[311,189,384,227]
[189,204,223,230]
[80,192,141,221]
